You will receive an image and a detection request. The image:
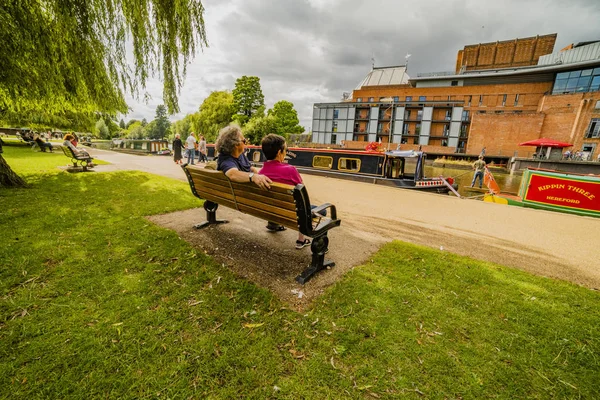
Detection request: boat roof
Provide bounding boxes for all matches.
[385,150,420,158]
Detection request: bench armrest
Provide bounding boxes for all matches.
[311,203,337,220]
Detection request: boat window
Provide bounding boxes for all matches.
[252,151,262,162]
[313,156,333,169]
[338,158,361,172]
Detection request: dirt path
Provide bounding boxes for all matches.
[90,149,600,309]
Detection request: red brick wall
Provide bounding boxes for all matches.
[467,113,545,157]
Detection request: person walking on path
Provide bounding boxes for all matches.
[172,134,184,164]
[197,135,207,163]
[185,132,197,165]
[471,155,486,188]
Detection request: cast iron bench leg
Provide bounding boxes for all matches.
[296,233,334,284]
[194,201,229,229]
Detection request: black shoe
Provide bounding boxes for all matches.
[266,223,286,232]
[295,239,311,249]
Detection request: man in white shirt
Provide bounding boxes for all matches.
[185,132,197,165]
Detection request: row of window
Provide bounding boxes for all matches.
[313,156,361,172]
[353,94,521,107]
[553,68,600,95]
[586,119,600,139]
[356,96,425,103]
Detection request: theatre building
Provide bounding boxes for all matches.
[311,34,600,160]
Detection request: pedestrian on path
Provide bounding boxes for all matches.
[197,135,207,163]
[471,155,486,188]
[185,132,197,165]
[172,134,184,164]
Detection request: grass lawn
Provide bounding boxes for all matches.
[1,146,599,399]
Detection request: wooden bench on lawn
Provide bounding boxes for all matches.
[182,164,341,284]
[60,145,94,171]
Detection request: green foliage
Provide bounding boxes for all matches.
[232,76,265,124]
[95,119,110,139]
[267,100,304,137]
[0,0,207,118]
[119,119,126,129]
[106,119,121,138]
[170,116,193,140]
[192,91,234,142]
[147,105,171,139]
[243,115,278,145]
[126,119,140,129]
[125,121,144,139]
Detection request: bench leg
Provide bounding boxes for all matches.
[296,234,334,284]
[194,201,228,229]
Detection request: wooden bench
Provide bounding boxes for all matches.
[182,164,341,284]
[60,145,94,170]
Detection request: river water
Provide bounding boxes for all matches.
[426,165,522,197]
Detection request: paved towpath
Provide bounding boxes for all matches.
[87,148,600,301]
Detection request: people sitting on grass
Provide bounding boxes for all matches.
[33,134,54,152]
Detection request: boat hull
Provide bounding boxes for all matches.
[485,168,600,217]
[206,145,455,194]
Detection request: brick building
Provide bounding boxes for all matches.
[311,34,600,160]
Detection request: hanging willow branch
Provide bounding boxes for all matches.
[0,0,207,116]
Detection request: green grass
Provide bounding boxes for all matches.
[1,146,599,399]
[3,145,108,178]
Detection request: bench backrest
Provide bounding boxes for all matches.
[184,165,305,230]
[60,145,73,158]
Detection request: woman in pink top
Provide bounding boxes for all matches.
[259,134,310,249]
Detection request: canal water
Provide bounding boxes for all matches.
[426,165,522,197]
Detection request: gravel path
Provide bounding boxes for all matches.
[88,148,600,308]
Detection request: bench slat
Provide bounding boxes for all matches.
[191,178,235,196]
[232,190,296,211]
[234,196,297,219]
[195,190,239,210]
[236,204,298,229]
[191,178,297,213]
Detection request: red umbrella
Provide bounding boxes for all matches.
[518,138,573,148]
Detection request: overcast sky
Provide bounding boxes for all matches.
[123,0,600,131]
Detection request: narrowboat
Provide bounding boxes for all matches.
[484,168,600,218]
[206,144,456,194]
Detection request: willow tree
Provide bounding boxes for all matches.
[0,0,207,187]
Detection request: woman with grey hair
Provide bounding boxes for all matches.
[216,125,271,190]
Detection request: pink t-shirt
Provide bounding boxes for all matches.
[259,160,302,186]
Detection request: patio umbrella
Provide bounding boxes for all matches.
[518,138,573,148]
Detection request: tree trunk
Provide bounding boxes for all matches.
[0,155,27,188]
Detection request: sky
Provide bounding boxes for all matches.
[123,0,600,131]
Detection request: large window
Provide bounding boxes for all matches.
[338,158,361,172]
[586,119,600,138]
[553,68,600,94]
[313,156,333,169]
